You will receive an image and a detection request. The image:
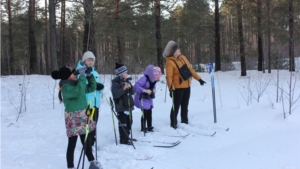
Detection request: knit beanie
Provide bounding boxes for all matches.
[51,66,75,80]
[82,51,96,62]
[153,66,162,80]
[163,40,179,57]
[115,62,128,76]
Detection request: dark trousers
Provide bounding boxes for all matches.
[66,134,94,168]
[117,111,132,141]
[141,109,152,130]
[170,87,191,128]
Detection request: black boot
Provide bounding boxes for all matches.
[120,139,133,145]
[171,124,177,129]
[141,128,147,132]
[147,127,154,132]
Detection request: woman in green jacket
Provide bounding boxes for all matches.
[51,65,102,169]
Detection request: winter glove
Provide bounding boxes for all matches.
[85,67,93,77]
[123,82,131,91]
[96,83,104,90]
[169,90,174,98]
[199,79,206,86]
[143,89,152,95]
[73,67,87,76]
[124,111,130,115]
[150,92,155,99]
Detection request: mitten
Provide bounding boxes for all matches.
[199,79,206,86]
[85,67,93,77]
[150,92,155,99]
[124,111,130,115]
[169,90,174,98]
[96,83,104,90]
[74,67,87,76]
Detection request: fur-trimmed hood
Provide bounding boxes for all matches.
[163,40,179,57]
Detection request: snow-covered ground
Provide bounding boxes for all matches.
[1,70,300,169]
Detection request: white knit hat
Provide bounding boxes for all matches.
[82,51,96,62]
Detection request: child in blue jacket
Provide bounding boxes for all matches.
[76,51,104,146]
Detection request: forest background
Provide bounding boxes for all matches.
[1,0,300,76]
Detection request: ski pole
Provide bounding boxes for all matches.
[108,97,136,149]
[81,108,95,169]
[105,97,118,145]
[94,93,98,160]
[95,121,97,160]
[128,93,134,143]
[171,90,176,128]
[77,102,93,169]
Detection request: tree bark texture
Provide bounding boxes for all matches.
[289,0,295,72]
[83,0,96,54]
[60,0,66,66]
[45,0,51,74]
[7,0,15,75]
[155,0,164,74]
[49,0,58,70]
[116,0,123,63]
[267,0,271,73]
[257,0,264,72]
[214,0,221,71]
[29,0,38,74]
[237,0,246,76]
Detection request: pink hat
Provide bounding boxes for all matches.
[153,66,162,80]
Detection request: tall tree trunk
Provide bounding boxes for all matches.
[116,0,122,63]
[7,0,15,75]
[83,0,95,54]
[29,0,38,74]
[60,0,66,66]
[237,0,246,76]
[288,0,295,72]
[214,0,221,71]
[155,0,164,74]
[40,43,46,74]
[49,0,58,70]
[45,0,51,74]
[117,36,122,63]
[267,0,271,73]
[257,0,264,72]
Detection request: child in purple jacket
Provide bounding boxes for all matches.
[134,65,162,132]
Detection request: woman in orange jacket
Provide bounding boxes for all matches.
[163,40,206,129]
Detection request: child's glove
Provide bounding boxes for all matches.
[96,83,104,90]
[199,79,206,86]
[124,111,130,115]
[73,67,87,76]
[169,90,174,98]
[85,67,93,77]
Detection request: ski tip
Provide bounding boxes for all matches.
[211,132,217,136]
[135,156,153,160]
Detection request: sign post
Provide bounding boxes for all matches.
[209,61,217,123]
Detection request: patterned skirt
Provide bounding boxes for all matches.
[65,109,96,137]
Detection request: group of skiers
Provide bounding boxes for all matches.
[51,40,206,169]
